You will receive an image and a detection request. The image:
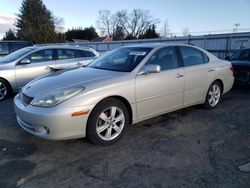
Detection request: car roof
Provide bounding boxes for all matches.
[122,42,196,49]
[32,45,95,51]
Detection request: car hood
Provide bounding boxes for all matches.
[22,67,123,97]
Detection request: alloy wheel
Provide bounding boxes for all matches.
[208,84,221,107]
[0,82,7,100]
[96,106,125,141]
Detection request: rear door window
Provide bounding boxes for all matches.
[202,52,209,63]
[179,46,205,66]
[57,49,75,60]
[79,50,95,57]
[57,49,96,59]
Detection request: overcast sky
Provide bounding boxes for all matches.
[0,0,250,39]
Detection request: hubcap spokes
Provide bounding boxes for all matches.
[208,85,220,107]
[0,82,7,100]
[96,106,125,141]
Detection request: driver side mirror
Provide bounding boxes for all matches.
[20,58,31,64]
[225,56,230,61]
[138,64,161,75]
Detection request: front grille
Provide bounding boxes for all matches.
[20,92,33,105]
[17,117,36,133]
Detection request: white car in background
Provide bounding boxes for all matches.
[0,45,99,100]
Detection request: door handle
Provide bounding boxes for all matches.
[45,66,53,71]
[208,68,215,72]
[176,73,184,78]
[46,66,62,72]
[77,62,83,66]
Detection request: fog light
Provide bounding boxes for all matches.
[35,125,50,135]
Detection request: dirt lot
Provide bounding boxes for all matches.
[0,87,249,188]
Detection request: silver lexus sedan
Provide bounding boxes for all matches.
[0,45,99,101]
[14,43,234,145]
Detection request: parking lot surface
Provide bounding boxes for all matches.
[0,87,249,188]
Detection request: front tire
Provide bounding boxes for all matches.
[87,98,129,145]
[0,79,10,101]
[204,81,222,109]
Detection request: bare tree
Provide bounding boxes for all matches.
[161,20,170,38]
[96,9,159,39]
[182,27,190,37]
[96,10,118,37]
[96,10,112,37]
[119,9,159,38]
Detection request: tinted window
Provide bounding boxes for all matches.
[74,50,95,58]
[57,49,95,59]
[57,49,75,60]
[80,50,95,57]
[147,47,179,70]
[0,43,9,55]
[230,49,250,61]
[179,46,205,66]
[202,52,209,63]
[89,47,152,72]
[26,49,53,63]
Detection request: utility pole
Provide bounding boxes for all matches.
[234,23,240,33]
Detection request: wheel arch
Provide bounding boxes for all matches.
[0,77,13,94]
[88,95,134,125]
[213,79,224,94]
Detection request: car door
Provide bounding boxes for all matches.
[55,49,95,69]
[136,46,184,120]
[178,46,211,106]
[15,49,55,90]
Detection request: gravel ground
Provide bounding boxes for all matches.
[0,87,249,188]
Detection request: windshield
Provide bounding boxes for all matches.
[0,47,35,63]
[88,47,152,72]
[230,49,250,61]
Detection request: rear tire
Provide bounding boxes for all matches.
[87,98,129,145]
[0,79,11,101]
[204,81,222,109]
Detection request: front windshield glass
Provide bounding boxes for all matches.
[88,47,152,72]
[0,47,35,63]
[230,49,250,61]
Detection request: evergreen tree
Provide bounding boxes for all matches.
[16,0,57,43]
[139,25,160,39]
[83,27,99,41]
[3,29,18,40]
[56,32,66,42]
[65,27,99,41]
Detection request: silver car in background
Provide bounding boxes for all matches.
[14,43,234,145]
[0,45,99,100]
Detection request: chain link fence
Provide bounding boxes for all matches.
[39,32,250,59]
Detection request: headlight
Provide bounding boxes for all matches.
[31,87,84,107]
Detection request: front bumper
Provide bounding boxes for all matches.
[14,94,92,140]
